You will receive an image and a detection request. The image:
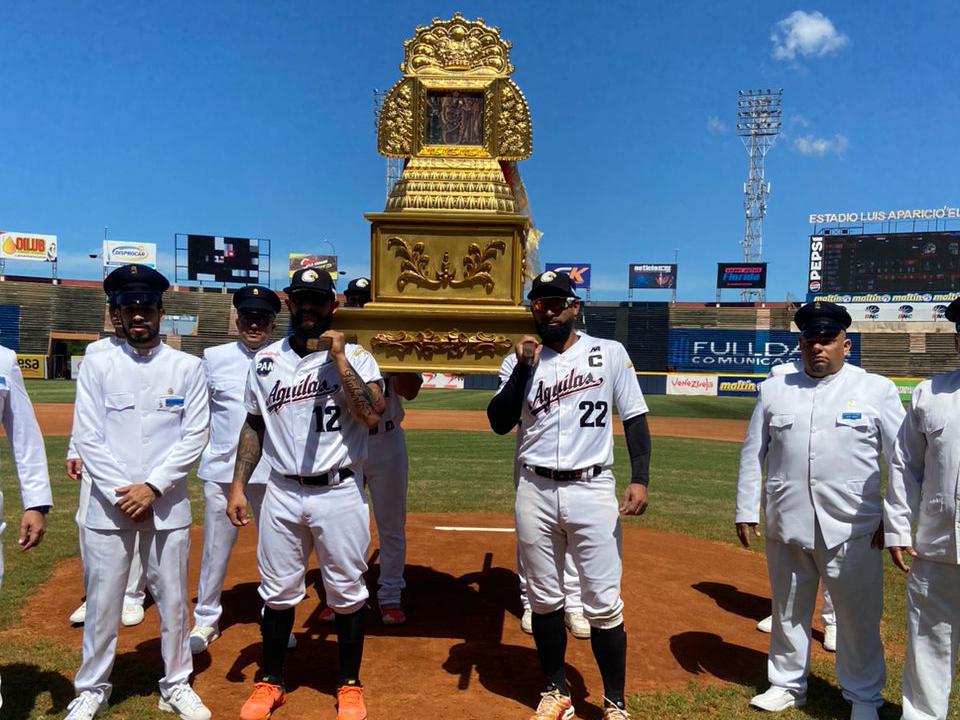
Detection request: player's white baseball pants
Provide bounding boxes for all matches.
[515,467,623,628]
[517,547,582,613]
[364,429,407,606]
[194,481,267,628]
[77,476,146,607]
[258,471,370,613]
[765,527,884,707]
[900,557,960,720]
[75,527,192,703]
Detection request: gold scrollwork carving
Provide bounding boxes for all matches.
[403,14,514,77]
[379,79,414,156]
[498,80,532,159]
[388,237,506,292]
[372,329,512,359]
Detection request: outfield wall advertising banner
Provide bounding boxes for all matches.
[668,329,862,373]
[544,263,591,289]
[717,263,767,289]
[893,377,922,402]
[717,375,764,397]
[845,302,952,322]
[16,354,46,379]
[103,241,157,268]
[628,263,677,289]
[666,374,718,396]
[0,232,57,262]
[288,253,337,279]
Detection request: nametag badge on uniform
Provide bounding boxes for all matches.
[158,395,185,411]
[841,412,862,420]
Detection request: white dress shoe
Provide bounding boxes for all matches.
[188,626,220,654]
[70,602,87,624]
[565,610,592,639]
[823,623,837,652]
[749,686,806,712]
[850,704,879,720]
[756,615,773,633]
[121,604,145,627]
[521,608,533,635]
[64,691,107,720]
[158,683,211,720]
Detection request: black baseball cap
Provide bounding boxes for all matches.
[527,271,580,301]
[284,267,336,297]
[344,277,371,299]
[233,285,281,316]
[103,264,170,306]
[794,301,852,337]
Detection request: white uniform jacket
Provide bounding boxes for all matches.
[885,370,960,563]
[67,336,123,459]
[197,341,270,485]
[73,341,209,531]
[736,362,904,550]
[0,346,52,512]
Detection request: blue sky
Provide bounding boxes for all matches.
[4,1,959,301]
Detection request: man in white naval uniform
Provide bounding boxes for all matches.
[736,301,904,720]
[65,264,211,720]
[67,293,146,627]
[884,296,960,720]
[0,344,52,711]
[189,285,280,653]
[334,277,421,626]
[755,359,837,652]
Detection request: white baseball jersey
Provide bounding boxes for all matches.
[244,338,382,476]
[885,370,960,562]
[767,359,803,377]
[72,341,210,531]
[0,345,52,513]
[497,333,648,469]
[67,336,124,460]
[197,340,270,485]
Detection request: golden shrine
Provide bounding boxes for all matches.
[338,14,538,373]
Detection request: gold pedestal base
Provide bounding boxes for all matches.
[336,303,533,374]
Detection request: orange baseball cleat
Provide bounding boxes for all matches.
[240,682,286,720]
[336,683,367,720]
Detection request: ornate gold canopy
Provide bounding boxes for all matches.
[345,16,538,373]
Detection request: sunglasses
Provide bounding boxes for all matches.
[531,297,577,313]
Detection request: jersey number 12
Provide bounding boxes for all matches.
[314,405,343,433]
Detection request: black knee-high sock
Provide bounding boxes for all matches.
[532,609,568,695]
[590,623,627,706]
[336,608,365,686]
[262,606,295,685]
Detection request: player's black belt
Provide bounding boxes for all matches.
[369,420,396,436]
[526,465,603,481]
[284,467,354,487]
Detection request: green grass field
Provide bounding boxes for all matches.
[0,390,937,719]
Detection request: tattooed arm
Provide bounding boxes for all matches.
[226,413,265,527]
[323,331,385,428]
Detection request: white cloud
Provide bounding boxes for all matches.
[793,133,848,157]
[706,115,728,135]
[771,11,849,61]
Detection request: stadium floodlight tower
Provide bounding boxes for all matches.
[737,88,782,302]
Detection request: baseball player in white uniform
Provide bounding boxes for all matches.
[755,359,837,652]
[336,277,421,626]
[884,296,960,720]
[736,301,904,720]
[488,271,652,720]
[0,344,52,711]
[228,268,384,720]
[66,264,211,720]
[189,285,280,653]
[67,293,147,628]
